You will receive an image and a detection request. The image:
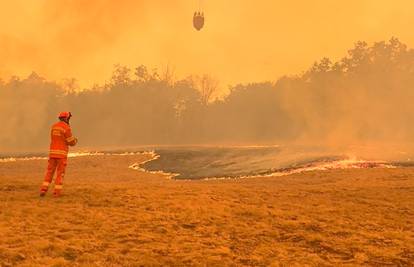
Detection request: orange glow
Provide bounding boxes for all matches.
[0,1,413,88]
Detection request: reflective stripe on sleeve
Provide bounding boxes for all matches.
[53,127,66,132]
[42,182,50,187]
[49,150,68,156]
[54,185,63,190]
[66,136,75,142]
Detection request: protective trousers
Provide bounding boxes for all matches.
[40,158,67,196]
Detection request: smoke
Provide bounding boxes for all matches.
[1,1,414,160]
[0,1,172,85]
[1,1,414,88]
[272,40,414,160]
[3,38,414,162]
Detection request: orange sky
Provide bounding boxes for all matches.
[0,0,413,89]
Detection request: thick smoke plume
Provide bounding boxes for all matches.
[2,1,413,87]
[1,39,414,160]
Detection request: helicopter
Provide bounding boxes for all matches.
[193,0,205,31]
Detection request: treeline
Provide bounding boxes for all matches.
[1,38,414,152]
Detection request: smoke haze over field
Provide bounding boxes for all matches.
[1,38,414,161]
[1,2,414,159]
[1,1,414,88]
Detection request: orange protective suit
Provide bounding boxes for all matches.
[40,121,77,197]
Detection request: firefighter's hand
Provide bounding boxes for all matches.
[69,138,78,146]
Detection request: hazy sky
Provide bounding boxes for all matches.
[0,0,413,88]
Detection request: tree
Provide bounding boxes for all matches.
[111,64,132,86]
[191,74,219,105]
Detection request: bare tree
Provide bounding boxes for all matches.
[60,78,80,94]
[192,74,219,105]
[161,64,176,87]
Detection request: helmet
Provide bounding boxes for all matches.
[58,111,72,119]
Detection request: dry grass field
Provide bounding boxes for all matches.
[0,154,413,266]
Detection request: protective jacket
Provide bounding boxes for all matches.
[49,121,77,158]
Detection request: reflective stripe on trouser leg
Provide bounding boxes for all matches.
[54,158,67,195]
[41,158,58,192]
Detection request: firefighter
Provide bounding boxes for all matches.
[40,112,78,197]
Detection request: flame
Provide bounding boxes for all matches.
[1,151,396,181]
[128,152,178,179]
[202,158,396,181]
[0,151,150,163]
